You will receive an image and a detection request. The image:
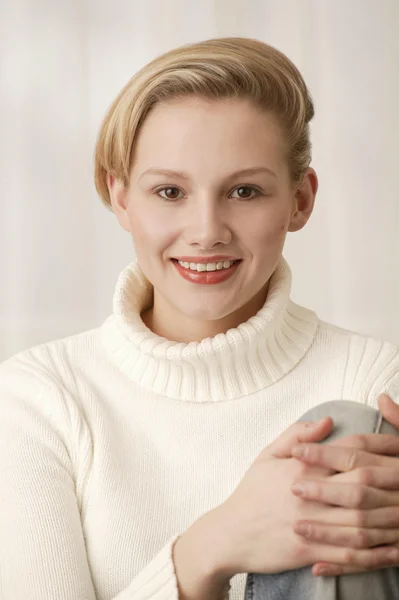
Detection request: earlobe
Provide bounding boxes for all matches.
[288,211,304,233]
[106,174,131,233]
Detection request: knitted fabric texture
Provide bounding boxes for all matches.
[1,256,399,599]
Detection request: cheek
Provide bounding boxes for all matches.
[128,209,175,253]
[248,217,289,249]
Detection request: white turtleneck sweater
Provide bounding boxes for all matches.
[1,257,399,600]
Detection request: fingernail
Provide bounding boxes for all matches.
[291,483,306,496]
[319,569,338,576]
[305,419,324,428]
[317,568,330,576]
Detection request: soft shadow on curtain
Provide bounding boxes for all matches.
[0,0,398,362]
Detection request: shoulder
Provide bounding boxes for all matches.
[0,325,103,384]
[0,325,104,431]
[315,318,399,407]
[0,329,101,516]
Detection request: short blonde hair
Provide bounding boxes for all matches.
[94,37,315,211]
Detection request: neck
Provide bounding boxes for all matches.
[101,255,320,401]
[141,282,270,343]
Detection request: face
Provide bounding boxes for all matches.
[108,96,318,342]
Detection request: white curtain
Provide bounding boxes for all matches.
[1,0,398,362]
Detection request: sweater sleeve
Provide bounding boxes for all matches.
[112,538,231,600]
[362,343,399,409]
[0,353,185,600]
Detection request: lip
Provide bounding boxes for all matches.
[172,255,241,263]
[172,257,241,285]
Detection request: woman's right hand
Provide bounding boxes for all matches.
[208,416,353,578]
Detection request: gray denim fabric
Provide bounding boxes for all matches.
[244,400,399,600]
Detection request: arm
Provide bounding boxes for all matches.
[172,510,233,600]
[0,353,214,600]
[0,355,97,599]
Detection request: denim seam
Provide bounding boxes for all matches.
[246,572,254,600]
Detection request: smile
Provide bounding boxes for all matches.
[171,258,242,285]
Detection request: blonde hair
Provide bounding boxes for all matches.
[94,37,315,211]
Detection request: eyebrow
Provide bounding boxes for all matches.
[138,166,277,182]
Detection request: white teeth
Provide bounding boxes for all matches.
[177,260,237,271]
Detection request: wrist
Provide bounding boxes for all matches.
[193,506,236,581]
[173,508,234,599]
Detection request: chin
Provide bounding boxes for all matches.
[177,303,239,323]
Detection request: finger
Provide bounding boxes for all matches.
[314,545,399,572]
[312,546,399,577]
[300,505,399,529]
[291,443,399,472]
[314,563,365,576]
[379,394,399,430]
[328,433,399,456]
[265,417,333,459]
[294,521,399,549]
[291,480,399,509]
[331,466,399,490]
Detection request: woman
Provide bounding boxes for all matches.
[1,37,399,600]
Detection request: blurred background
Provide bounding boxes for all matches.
[0,0,398,362]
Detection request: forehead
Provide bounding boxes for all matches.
[131,97,286,177]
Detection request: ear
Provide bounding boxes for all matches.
[106,173,131,233]
[288,167,318,233]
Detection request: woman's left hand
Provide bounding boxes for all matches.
[290,393,399,576]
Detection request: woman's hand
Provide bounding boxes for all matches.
[291,393,399,576]
[204,415,399,579]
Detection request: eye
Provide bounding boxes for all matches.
[230,185,261,200]
[156,187,184,200]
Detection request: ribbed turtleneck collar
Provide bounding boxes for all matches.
[100,257,319,402]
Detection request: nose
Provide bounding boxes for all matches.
[183,195,232,249]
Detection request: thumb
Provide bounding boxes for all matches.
[265,417,333,459]
[378,393,399,429]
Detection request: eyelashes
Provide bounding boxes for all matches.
[153,184,264,202]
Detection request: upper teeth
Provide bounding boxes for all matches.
[177,260,236,272]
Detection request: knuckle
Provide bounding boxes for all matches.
[354,509,367,528]
[354,529,369,549]
[311,481,323,499]
[356,468,373,486]
[296,462,309,478]
[350,485,367,508]
[293,422,306,436]
[367,549,382,569]
[343,434,367,450]
[391,507,399,525]
[292,539,303,558]
[294,538,311,561]
[383,507,399,527]
[343,548,355,564]
[291,465,307,483]
[353,434,367,450]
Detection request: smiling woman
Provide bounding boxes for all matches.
[1,37,399,600]
[103,96,315,342]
